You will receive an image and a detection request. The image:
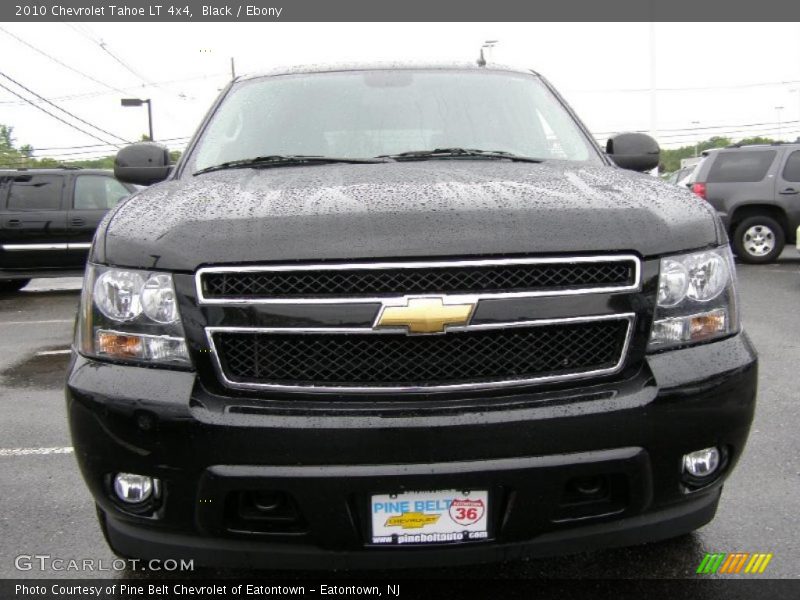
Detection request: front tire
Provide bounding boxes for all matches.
[732,216,784,264]
[0,278,30,293]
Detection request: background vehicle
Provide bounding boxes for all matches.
[691,143,800,263]
[664,165,696,188]
[0,168,137,292]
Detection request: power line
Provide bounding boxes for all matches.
[0,26,126,94]
[30,142,187,160]
[65,24,181,98]
[593,126,800,148]
[0,80,119,146]
[0,71,129,144]
[592,119,800,137]
[568,79,800,94]
[0,73,228,106]
[652,122,800,140]
[31,136,191,152]
[62,23,194,127]
[64,22,148,82]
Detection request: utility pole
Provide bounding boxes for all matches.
[691,121,700,157]
[231,57,236,79]
[649,23,657,143]
[776,106,785,140]
[791,89,800,131]
[648,23,659,175]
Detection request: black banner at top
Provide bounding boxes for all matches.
[2,0,800,22]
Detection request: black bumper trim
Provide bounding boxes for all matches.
[103,489,720,570]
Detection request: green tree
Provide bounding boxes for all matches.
[0,125,14,151]
[735,136,776,146]
[659,136,732,173]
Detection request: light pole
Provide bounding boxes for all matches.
[121,98,153,142]
[691,120,701,157]
[775,105,784,141]
[477,40,498,66]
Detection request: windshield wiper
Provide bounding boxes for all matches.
[376,148,545,163]
[194,155,386,176]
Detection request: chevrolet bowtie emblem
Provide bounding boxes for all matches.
[376,297,475,334]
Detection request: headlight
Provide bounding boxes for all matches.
[94,269,145,321]
[648,246,739,351]
[77,265,191,367]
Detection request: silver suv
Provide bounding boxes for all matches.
[691,143,800,263]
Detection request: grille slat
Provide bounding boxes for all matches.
[202,260,636,300]
[214,320,629,389]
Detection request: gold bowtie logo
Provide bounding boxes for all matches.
[376,297,475,334]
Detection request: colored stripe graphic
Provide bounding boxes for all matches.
[719,553,749,573]
[697,553,726,574]
[697,552,773,574]
[745,553,773,574]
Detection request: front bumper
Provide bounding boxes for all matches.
[66,333,757,569]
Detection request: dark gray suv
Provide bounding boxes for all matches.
[691,143,800,263]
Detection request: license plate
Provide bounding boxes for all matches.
[370,489,489,545]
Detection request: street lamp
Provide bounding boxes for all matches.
[477,40,498,66]
[121,98,153,142]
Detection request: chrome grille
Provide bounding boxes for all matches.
[209,317,632,392]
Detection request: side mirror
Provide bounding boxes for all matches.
[606,133,660,172]
[114,142,171,185]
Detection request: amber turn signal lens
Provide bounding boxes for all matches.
[689,312,727,341]
[96,332,143,358]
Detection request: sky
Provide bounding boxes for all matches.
[1,22,800,161]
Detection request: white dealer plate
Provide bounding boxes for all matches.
[370,489,489,545]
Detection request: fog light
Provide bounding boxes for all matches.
[683,447,720,478]
[113,473,156,504]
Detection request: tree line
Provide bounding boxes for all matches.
[0,122,787,173]
[0,124,181,170]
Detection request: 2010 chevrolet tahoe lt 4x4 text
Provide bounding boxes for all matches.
[66,63,757,569]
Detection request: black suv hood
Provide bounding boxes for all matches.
[100,161,720,271]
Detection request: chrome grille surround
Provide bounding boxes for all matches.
[196,255,641,305]
[197,255,641,393]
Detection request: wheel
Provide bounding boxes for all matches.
[0,279,30,293]
[732,216,785,264]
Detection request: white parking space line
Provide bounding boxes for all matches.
[0,319,73,326]
[0,447,74,457]
[35,349,72,356]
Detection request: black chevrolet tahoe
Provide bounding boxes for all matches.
[0,168,136,292]
[66,63,758,569]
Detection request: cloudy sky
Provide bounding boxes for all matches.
[1,22,800,161]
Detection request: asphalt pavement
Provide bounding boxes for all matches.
[0,256,798,582]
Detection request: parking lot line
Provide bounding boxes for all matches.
[0,319,73,326]
[35,349,72,356]
[0,447,74,457]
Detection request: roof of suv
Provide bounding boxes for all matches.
[722,142,800,150]
[238,62,539,81]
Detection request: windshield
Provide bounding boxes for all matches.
[187,69,600,173]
